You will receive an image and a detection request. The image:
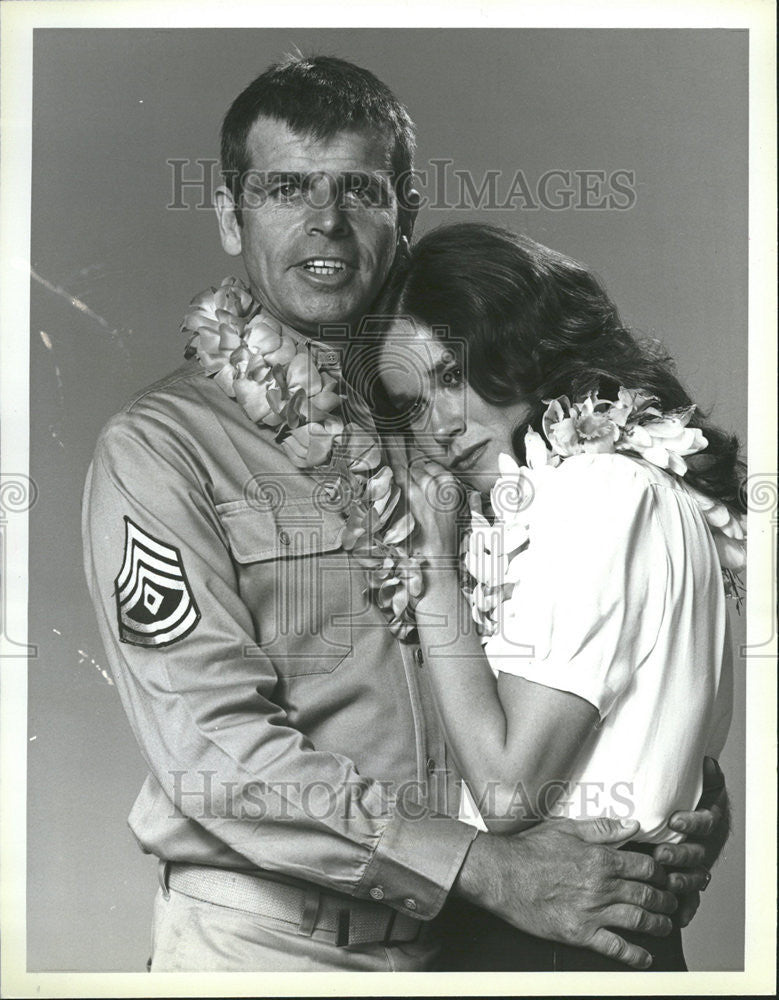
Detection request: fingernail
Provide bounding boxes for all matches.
[658,848,672,862]
[619,818,635,828]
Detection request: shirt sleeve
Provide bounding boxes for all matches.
[706,612,734,758]
[82,406,475,919]
[485,455,669,719]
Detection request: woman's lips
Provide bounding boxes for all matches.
[449,440,488,471]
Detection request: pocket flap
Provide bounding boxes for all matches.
[217,499,344,564]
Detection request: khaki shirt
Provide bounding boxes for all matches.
[82,362,476,919]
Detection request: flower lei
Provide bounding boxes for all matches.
[463,388,747,638]
[182,276,422,640]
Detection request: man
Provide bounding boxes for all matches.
[82,55,724,973]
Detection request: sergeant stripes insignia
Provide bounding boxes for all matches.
[114,517,200,647]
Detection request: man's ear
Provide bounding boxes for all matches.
[398,185,420,243]
[214,186,243,257]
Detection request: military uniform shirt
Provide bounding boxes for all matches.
[82,361,477,919]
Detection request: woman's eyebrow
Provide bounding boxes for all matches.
[383,354,452,405]
[387,385,416,405]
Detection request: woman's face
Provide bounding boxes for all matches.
[378,320,532,492]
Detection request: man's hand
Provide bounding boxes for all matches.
[656,759,731,927]
[454,817,678,970]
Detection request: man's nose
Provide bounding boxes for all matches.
[304,174,349,238]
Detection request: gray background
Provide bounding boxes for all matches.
[28,28,747,972]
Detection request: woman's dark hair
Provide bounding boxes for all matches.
[365,223,745,512]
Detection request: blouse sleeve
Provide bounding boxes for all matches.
[485,455,674,719]
[706,613,734,758]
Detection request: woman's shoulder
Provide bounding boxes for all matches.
[540,451,677,504]
[520,452,707,561]
[519,453,707,591]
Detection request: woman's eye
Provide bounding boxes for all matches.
[441,366,463,387]
[406,396,430,422]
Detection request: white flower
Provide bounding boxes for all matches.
[610,387,663,427]
[543,395,620,457]
[183,278,428,643]
[244,314,299,366]
[462,443,546,634]
[464,517,507,588]
[245,316,283,355]
[281,419,341,468]
[714,532,747,572]
[286,351,324,397]
[618,420,707,476]
[524,428,555,471]
[233,377,273,422]
[212,364,237,397]
[365,466,393,502]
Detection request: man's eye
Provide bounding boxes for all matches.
[273,181,300,200]
[442,366,463,387]
[342,176,382,206]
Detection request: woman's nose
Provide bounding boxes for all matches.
[431,397,466,446]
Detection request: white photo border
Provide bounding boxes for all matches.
[1,1,775,996]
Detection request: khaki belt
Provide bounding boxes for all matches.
[163,862,423,948]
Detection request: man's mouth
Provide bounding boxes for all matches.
[300,258,351,276]
[449,441,489,471]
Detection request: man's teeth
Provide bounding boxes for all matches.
[303,259,346,275]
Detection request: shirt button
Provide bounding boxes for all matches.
[426,758,436,773]
[415,648,424,667]
[369,886,385,901]
[278,530,291,546]
[404,898,417,911]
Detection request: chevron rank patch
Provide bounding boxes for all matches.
[114,517,200,648]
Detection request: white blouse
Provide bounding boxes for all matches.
[460,453,732,843]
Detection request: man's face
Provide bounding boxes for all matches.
[216,116,403,336]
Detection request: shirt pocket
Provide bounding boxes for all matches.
[216,497,353,677]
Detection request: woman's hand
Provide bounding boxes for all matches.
[408,450,464,559]
[385,436,465,560]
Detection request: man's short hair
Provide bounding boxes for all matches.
[221,54,416,222]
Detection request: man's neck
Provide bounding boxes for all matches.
[259,304,352,352]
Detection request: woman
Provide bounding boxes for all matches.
[364,224,746,971]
